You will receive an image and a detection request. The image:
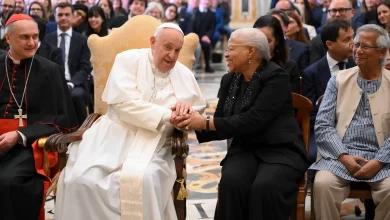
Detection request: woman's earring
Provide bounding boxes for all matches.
[248,59,252,64]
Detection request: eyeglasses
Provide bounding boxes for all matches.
[351,43,382,51]
[30,8,42,11]
[1,4,14,8]
[327,8,352,16]
[278,8,293,14]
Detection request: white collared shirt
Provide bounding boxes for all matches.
[198,6,207,13]
[57,28,73,82]
[327,52,348,76]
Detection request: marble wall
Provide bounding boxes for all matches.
[230,0,271,28]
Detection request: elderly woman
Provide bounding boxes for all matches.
[309,24,390,219]
[145,1,164,20]
[174,28,308,219]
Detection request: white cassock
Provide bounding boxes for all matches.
[54,48,206,220]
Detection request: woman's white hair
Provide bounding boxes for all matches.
[145,2,164,20]
[231,28,271,61]
[354,24,390,67]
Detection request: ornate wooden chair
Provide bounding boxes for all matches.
[41,15,199,220]
[290,93,312,220]
[310,95,373,219]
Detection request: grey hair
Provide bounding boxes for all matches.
[231,28,271,61]
[145,2,164,20]
[354,24,390,67]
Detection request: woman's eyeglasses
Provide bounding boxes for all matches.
[30,8,43,11]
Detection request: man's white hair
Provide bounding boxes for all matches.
[354,24,390,67]
[231,28,271,61]
[153,22,184,37]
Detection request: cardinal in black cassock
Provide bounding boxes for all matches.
[0,14,78,220]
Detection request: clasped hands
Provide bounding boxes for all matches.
[338,154,383,180]
[169,101,206,131]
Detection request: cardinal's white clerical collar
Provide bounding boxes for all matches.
[8,53,20,64]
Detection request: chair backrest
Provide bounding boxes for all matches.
[88,15,200,114]
[292,93,313,156]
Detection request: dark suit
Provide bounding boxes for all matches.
[44,30,91,125]
[178,6,192,35]
[302,55,355,162]
[197,61,308,219]
[311,5,323,28]
[286,39,310,75]
[37,41,64,69]
[309,35,326,65]
[270,0,278,8]
[192,8,215,70]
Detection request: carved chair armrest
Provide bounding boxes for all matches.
[44,113,102,153]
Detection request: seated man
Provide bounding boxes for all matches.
[0,14,77,220]
[309,24,390,220]
[54,23,206,220]
[302,18,355,162]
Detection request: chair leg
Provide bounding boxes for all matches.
[311,184,315,220]
[296,190,305,220]
[173,156,186,220]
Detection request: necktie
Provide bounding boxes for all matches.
[60,33,66,63]
[337,62,345,70]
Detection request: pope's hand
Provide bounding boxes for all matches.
[0,131,21,156]
[171,101,193,116]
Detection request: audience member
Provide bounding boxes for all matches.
[183,28,308,219]
[45,2,92,125]
[302,19,355,162]
[254,15,300,94]
[309,24,390,220]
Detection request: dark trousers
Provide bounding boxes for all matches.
[309,130,318,164]
[200,40,212,69]
[0,145,43,220]
[215,151,302,220]
[71,86,88,125]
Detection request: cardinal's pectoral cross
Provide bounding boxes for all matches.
[14,108,27,127]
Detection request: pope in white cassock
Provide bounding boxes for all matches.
[54,23,206,220]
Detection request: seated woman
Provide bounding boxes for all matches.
[145,2,164,21]
[85,6,110,37]
[286,13,310,46]
[253,15,300,94]
[174,28,308,220]
[28,1,48,23]
[163,3,179,24]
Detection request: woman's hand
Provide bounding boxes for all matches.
[174,112,206,131]
[171,101,193,116]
